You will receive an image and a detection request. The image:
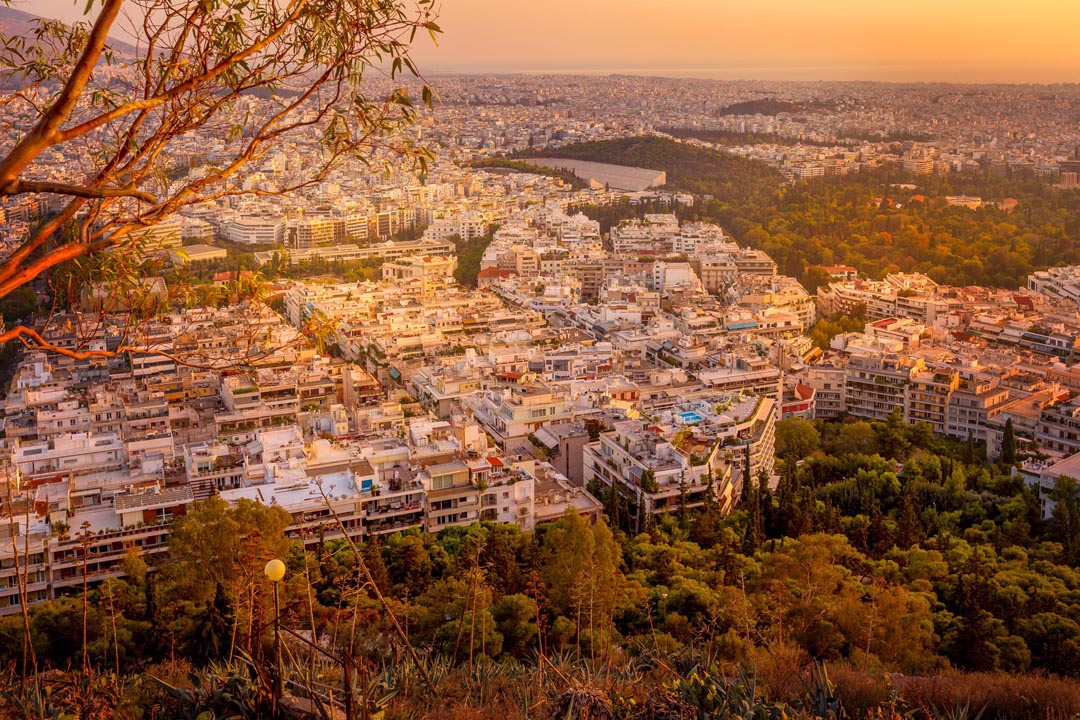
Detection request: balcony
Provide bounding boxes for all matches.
[367,513,423,535]
[366,500,423,518]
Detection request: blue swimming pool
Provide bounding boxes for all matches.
[678,411,703,424]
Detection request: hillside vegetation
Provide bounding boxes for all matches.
[702,169,1080,288]
[550,138,1080,289]
[661,126,833,147]
[5,414,1080,718]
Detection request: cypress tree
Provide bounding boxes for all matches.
[868,502,892,557]
[776,461,802,538]
[1001,418,1017,464]
[608,481,620,531]
[757,468,773,538]
[189,582,233,665]
[742,482,763,555]
[896,490,924,549]
[677,481,689,528]
[740,441,753,507]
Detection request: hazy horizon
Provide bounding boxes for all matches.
[17,0,1080,84]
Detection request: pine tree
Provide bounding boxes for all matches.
[702,467,717,514]
[896,490,924,549]
[849,514,870,554]
[636,493,647,536]
[362,537,392,595]
[819,499,843,534]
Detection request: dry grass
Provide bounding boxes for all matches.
[825,666,1080,720]
[751,641,808,702]
[894,670,1080,720]
[828,663,894,716]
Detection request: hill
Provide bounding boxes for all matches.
[660,126,840,148]
[719,98,836,116]
[0,5,139,57]
[517,135,783,205]
[469,158,588,190]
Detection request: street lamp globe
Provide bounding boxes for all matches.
[264,558,286,583]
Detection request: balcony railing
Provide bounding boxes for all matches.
[367,501,423,517]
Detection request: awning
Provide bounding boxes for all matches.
[533,428,559,449]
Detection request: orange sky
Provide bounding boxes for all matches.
[28,0,1080,82]
[413,0,1080,82]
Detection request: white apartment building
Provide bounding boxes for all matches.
[221,216,285,245]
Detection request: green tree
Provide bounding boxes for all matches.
[164,496,292,605]
[1001,418,1018,464]
[1048,477,1080,565]
[386,533,433,599]
[827,421,882,456]
[361,539,391,595]
[0,286,39,324]
[895,490,924,549]
[742,482,764,555]
[538,511,620,654]
[775,417,821,461]
[493,593,539,657]
[640,468,659,493]
[189,583,234,665]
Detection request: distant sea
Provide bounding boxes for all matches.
[429,65,1078,85]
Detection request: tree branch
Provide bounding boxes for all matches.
[0,0,125,185]
[57,0,310,144]
[0,322,299,371]
[2,179,157,203]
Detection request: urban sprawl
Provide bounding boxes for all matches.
[4,74,1080,614]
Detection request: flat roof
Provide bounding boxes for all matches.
[115,485,194,512]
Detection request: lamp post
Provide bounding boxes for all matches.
[264,557,360,719]
[265,558,286,715]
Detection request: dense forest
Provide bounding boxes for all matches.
[515,136,785,205]
[470,158,589,190]
[702,170,1080,289]
[660,126,833,147]
[543,136,1080,289]
[4,413,1080,718]
[718,99,837,116]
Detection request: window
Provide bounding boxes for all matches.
[432,474,453,490]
